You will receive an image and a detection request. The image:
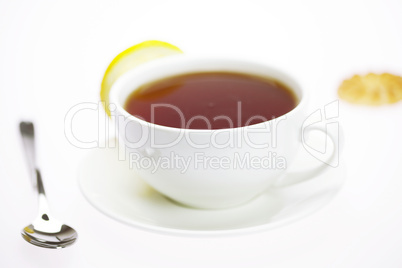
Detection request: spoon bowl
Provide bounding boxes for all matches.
[21,219,78,249]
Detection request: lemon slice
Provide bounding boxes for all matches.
[101,40,183,116]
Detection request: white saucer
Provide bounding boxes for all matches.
[78,138,346,236]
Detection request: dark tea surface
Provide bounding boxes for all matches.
[124,72,297,129]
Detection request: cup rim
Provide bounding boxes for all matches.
[109,55,307,133]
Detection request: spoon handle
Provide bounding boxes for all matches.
[20,122,49,210]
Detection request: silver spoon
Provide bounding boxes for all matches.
[20,121,78,249]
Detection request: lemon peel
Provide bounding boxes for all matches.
[101,40,183,116]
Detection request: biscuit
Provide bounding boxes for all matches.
[338,73,402,105]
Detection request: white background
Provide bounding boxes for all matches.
[1,0,402,267]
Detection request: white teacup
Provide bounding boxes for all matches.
[109,55,339,209]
